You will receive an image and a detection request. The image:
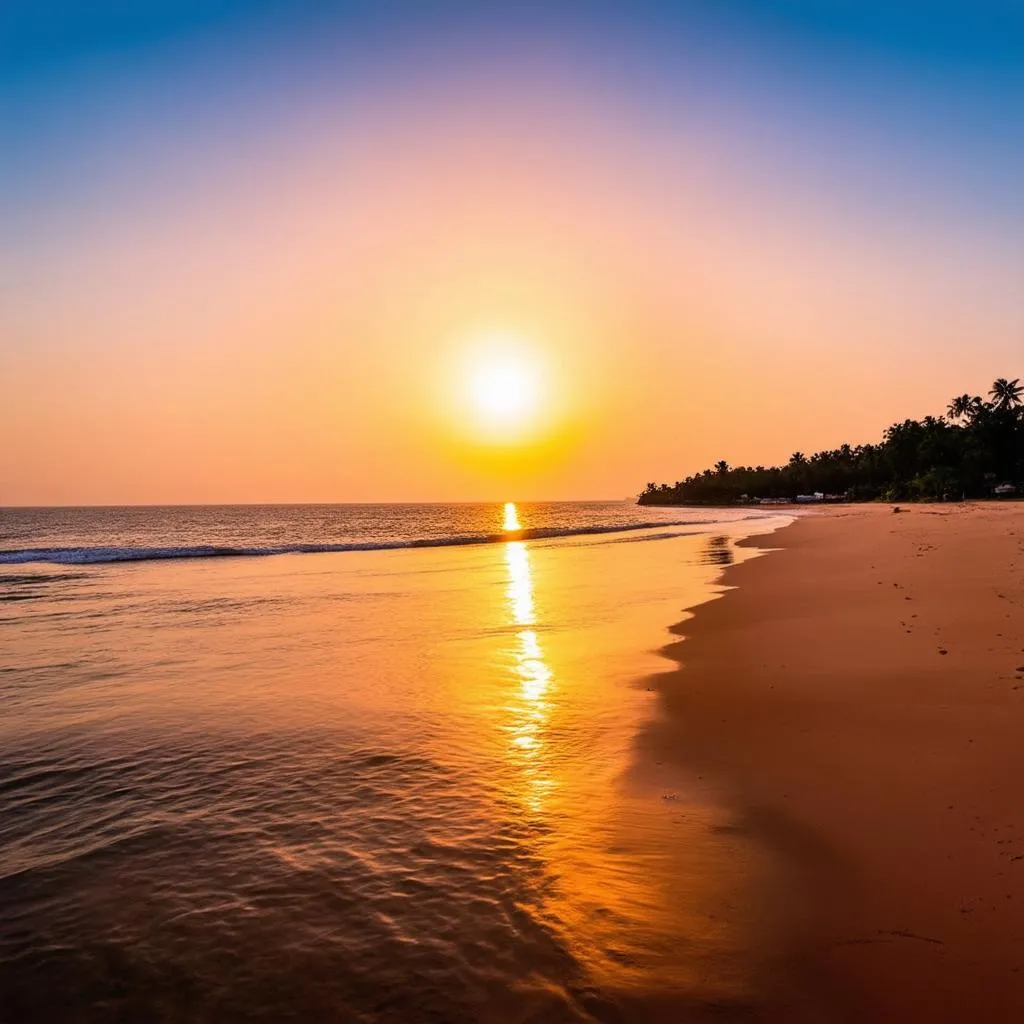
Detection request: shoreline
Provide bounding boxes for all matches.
[636,497,1024,510]
[640,502,1024,1020]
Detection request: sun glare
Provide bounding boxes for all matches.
[461,335,545,441]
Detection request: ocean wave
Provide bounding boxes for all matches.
[0,520,719,565]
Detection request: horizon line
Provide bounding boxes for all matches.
[0,497,635,511]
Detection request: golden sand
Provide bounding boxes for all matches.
[645,502,1024,1020]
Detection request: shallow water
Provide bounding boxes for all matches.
[0,503,787,1022]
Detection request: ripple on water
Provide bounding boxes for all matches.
[0,732,638,1023]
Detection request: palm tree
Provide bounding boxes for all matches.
[989,378,1023,411]
[637,372,1022,506]
[946,394,975,421]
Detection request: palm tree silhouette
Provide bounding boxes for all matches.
[989,378,1022,410]
[946,394,975,421]
[637,372,1021,507]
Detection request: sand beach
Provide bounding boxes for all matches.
[646,502,1024,1020]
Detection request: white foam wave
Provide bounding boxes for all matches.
[0,520,721,565]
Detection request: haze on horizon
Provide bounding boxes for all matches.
[2,1,1022,506]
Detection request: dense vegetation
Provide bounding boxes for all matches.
[639,378,1024,506]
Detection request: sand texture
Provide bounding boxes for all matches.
[646,502,1024,1021]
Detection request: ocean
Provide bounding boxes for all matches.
[0,502,788,1022]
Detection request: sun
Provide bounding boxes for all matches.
[461,334,545,440]
[468,356,537,423]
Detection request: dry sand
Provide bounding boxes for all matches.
[645,502,1024,1021]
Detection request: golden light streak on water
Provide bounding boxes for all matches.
[505,540,535,626]
[504,540,554,810]
[502,501,522,533]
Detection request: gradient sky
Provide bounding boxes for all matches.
[2,1,1023,504]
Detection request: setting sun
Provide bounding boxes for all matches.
[460,335,545,442]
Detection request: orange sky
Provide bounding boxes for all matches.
[2,10,1022,504]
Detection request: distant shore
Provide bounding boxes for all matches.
[642,502,1024,1020]
[637,495,1023,509]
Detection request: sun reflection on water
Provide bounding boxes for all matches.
[497,527,747,996]
[502,501,522,533]
[504,535,554,810]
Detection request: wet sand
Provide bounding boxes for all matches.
[644,502,1024,1021]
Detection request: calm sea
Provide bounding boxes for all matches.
[1,502,788,1022]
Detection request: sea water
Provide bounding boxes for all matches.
[0,502,787,1022]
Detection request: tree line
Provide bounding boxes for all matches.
[639,377,1024,506]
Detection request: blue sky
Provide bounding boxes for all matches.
[4,1,1024,72]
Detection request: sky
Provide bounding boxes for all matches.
[2,1,1023,504]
